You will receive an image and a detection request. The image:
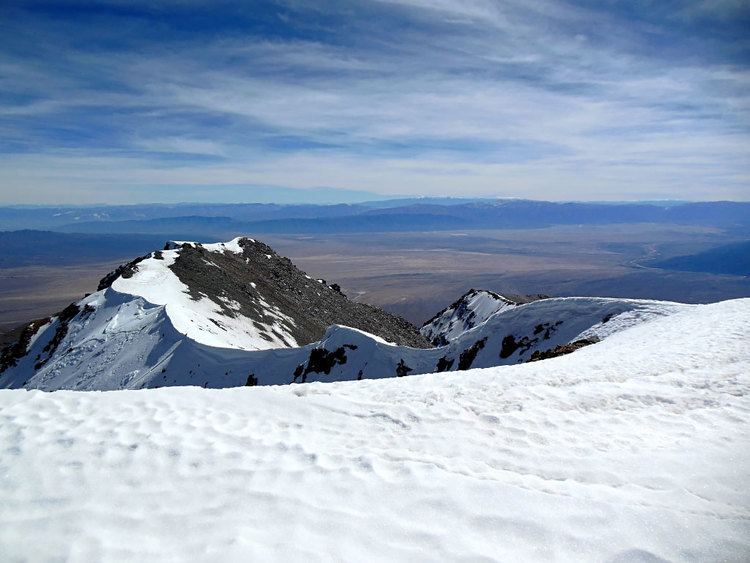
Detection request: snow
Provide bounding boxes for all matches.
[1,293,689,391]
[213,237,246,255]
[3,295,689,391]
[110,250,297,351]
[421,289,516,345]
[23,318,53,352]
[166,237,246,255]
[0,298,748,561]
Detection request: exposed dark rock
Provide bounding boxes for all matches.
[168,238,430,348]
[506,293,550,304]
[544,321,563,340]
[602,313,615,323]
[531,320,563,340]
[245,373,258,386]
[0,317,51,372]
[436,356,454,372]
[458,337,487,370]
[500,335,519,359]
[431,334,449,347]
[499,334,535,359]
[396,359,413,377]
[298,346,350,382]
[527,338,600,362]
[35,304,81,369]
[97,254,149,290]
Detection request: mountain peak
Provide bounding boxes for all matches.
[95,237,430,351]
[421,288,517,346]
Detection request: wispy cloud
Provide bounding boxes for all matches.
[0,0,748,203]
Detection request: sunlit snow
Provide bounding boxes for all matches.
[111,247,297,351]
[1,299,748,561]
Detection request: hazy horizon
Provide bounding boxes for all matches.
[0,193,746,208]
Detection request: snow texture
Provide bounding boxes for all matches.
[1,298,748,561]
[2,292,687,390]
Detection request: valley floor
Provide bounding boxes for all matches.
[1,299,749,561]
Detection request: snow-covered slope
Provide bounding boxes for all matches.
[0,237,441,389]
[0,237,723,392]
[101,237,428,350]
[1,290,688,390]
[421,288,516,345]
[111,243,299,350]
[1,298,748,561]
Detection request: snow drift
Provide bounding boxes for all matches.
[0,298,748,561]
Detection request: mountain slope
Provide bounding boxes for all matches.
[0,237,705,391]
[100,237,428,350]
[0,236,434,389]
[1,298,748,561]
[1,290,688,391]
[421,289,517,346]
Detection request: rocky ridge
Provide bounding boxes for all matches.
[0,237,691,391]
[159,238,429,349]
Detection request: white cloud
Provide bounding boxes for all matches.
[0,0,748,203]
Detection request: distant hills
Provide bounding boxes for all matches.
[652,241,750,277]
[0,230,168,268]
[2,199,748,238]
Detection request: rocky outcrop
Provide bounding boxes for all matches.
[165,238,430,348]
[458,338,487,370]
[0,317,50,373]
[97,255,148,290]
[527,338,599,362]
[295,345,359,383]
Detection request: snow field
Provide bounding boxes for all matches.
[1,299,748,561]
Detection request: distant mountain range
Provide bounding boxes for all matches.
[1,199,748,236]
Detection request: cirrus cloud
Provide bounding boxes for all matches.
[0,0,748,203]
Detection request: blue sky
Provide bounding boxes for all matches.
[1,0,749,204]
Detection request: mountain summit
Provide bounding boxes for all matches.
[99,237,429,351]
[0,237,429,389]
